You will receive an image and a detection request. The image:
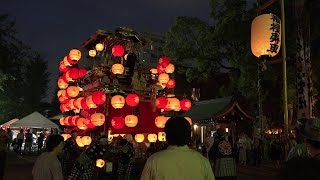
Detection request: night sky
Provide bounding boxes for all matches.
[1,0,210,101]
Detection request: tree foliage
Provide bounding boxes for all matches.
[0,14,50,123]
[164,0,302,126]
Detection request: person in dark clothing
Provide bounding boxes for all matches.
[59,130,80,179]
[208,128,237,180]
[37,133,45,154]
[68,135,111,180]
[117,139,135,180]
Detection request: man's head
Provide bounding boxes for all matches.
[46,135,64,155]
[164,116,191,146]
[71,130,78,139]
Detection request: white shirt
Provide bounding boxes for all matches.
[32,152,63,180]
[140,145,215,180]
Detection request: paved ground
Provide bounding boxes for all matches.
[3,151,280,180]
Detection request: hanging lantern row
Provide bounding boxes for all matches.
[57,68,88,89]
[111,93,140,109]
[58,92,140,113]
[89,44,125,58]
[155,97,192,111]
[133,132,166,143]
[59,113,105,129]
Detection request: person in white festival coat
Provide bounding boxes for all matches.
[140,116,215,180]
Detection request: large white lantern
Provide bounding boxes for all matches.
[251,13,281,58]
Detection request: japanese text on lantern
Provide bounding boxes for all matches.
[268,14,281,54]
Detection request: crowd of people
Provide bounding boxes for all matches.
[1,116,320,180]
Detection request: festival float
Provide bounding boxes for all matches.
[56,27,193,144]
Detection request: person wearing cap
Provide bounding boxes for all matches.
[141,116,214,180]
[33,135,65,180]
[281,118,320,179]
[68,135,112,180]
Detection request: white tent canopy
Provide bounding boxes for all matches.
[10,112,59,129]
[1,118,19,127]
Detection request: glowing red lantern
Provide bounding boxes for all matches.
[63,56,72,66]
[112,45,124,57]
[74,97,84,109]
[90,113,105,126]
[81,99,90,110]
[157,65,165,74]
[111,116,125,129]
[92,91,106,105]
[126,93,139,107]
[156,97,167,109]
[66,86,80,98]
[59,62,70,73]
[57,77,68,89]
[86,95,97,108]
[60,104,67,112]
[69,68,79,79]
[63,116,71,126]
[77,118,88,130]
[78,68,88,78]
[166,79,175,89]
[67,55,78,65]
[180,98,192,111]
[67,99,76,110]
[159,56,171,67]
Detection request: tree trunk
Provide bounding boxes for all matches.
[295,0,314,119]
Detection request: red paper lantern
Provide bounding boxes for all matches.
[67,55,78,65]
[156,97,167,109]
[126,93,139,107]
[86,95,97,108]
[180,98,192,111]
[67,99,76,110]
[57,77,68,89]
[60,104,68,112]
[59,62,70,73]
[66,86,80,98]
[92,91,106,105]
[77,118,88,130]
[69,115,79,126]
[69,68,79,79]
[157,65,165,74]
[159,56,171,67]
[166,79,175,89]
[84,118,95,129]
[73,97,84,109]
[78,68,88,78]
[63,116,71,126]
[90,113,105,126]
[112,45,124,57]
[81,99,90,110]
[111,116,125,129]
